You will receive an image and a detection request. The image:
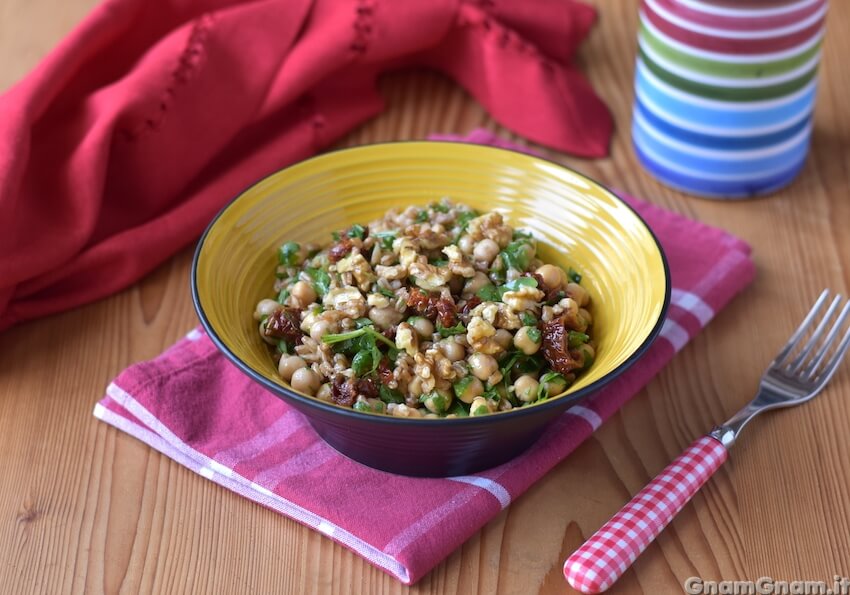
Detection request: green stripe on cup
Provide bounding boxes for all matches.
[639,21,821,80]
[639,47,818,101]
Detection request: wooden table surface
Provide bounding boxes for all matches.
[2,1,849,593]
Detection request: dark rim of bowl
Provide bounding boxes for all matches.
[191,141,672,426]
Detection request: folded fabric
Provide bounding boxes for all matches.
[0,0,612,332]
[93,131,755,585]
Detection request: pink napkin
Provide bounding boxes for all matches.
[93,134,754,585]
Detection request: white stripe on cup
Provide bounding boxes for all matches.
[676,0,821,19]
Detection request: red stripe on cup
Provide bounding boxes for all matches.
[652,0,825,31]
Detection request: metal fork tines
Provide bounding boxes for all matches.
[712,290,850,447]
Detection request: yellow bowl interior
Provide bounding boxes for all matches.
[194,142,668,412]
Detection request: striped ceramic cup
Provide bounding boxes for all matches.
[632,0,828,198]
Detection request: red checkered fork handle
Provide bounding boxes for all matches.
[563,436,728,594]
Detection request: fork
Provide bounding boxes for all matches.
[563,289,850,594]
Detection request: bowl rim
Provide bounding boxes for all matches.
[191,140,672,426]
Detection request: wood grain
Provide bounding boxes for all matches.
[1,0,849,593]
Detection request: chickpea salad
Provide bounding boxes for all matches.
[254,199,595,418]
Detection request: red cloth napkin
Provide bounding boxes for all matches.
[0,0,611,332]
[92,133,754,585]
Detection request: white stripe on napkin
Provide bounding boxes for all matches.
[448,476,512,508]
[671,288,714,326]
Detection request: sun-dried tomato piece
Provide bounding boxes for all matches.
[541,315,582,375]
[263,307,303,344]
[328,237,354,263]
[406,288,457,326]
[356,377,379,399]
[377,358,394,385]
[331,375,357,407]
[435,296,457,328]
[383,325,398,341]
[460,295,482,315]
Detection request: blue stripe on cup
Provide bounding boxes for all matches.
[633,139,808,198]
[635,59,817,136]
[633,98,812,150]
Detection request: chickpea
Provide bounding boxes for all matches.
[576,343,595,368]
[540,373,567,397]
[369,305,404,329]
[278,355,307,382]
[579,307,593,326]
[535,264,564,289]
[463,271,491,295]
[254,299,280,320]
[457,234,474,255]
[259,320,277,345]
[469,396,492,417]
[441,339,466,362]
[455,376,484,404]
[469,353,497,381]
[316,383,333,402]
[513,326,541,355]
[473,238,500,264]
[409,316,435,339]
[407,377,424,399]
[291,281,317,307]
[494,329,513,349]
[290,367,320,395]
[422,388,453,414]
[565,282,589,307]
[310,320,331,342]
[514,375,540,403]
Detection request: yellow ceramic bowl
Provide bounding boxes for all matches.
[192,142,669,476]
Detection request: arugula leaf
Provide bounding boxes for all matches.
[526,327,542,344]
[351,350,373,376]
[476,284,504,302]
[502,276,538,292]
[537,371,566,399]
[567,267,582,284]
[278,242,301,266]
[520,311,537,326]
[437,321,466,337]
[482,385,501,403]
[355,317,374,328]
[454,210,479,236]
[378,286,396,299]
[568,331,590,348]
[432,202,450,214]
[305,267,331,298]
[374,231,396,251]
[322,326,396,350]
[346,224,366,239]
[379,384,405,404]
[499,239,534,272]
[415,210,429,223]
[419,390,450,414]
[448,400,470,417]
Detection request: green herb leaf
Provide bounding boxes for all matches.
[331,231,341,241]
[432,202,450,214]
[455,210,478,234]
[305,267,331,298]
[278,241,301,266]
[472,405,490,416]
[346,224,366,239]
[476,284,503,302]
[374,231,396,251]
[567,267,582,284]
[351,351,373,376]
[568,331,590,348]
[482,385,501,402]
[499,239,534,272]
[429,258,449,267]
[415,210,429,223]
[322,328,367,345]
[355,317,374,328]
[276,340,291,354]
[513,229,533,240]
[537,371,566,399]
[276,289,290,304]
[526,327,542,344]
[420,390,450,414]
[502,276,538,292]
[377,286,396,299]
[353,400,370,412]
[448,400,470,417]
[520,311,537,326]
[437,321,467,337]
[378,384,405,404]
